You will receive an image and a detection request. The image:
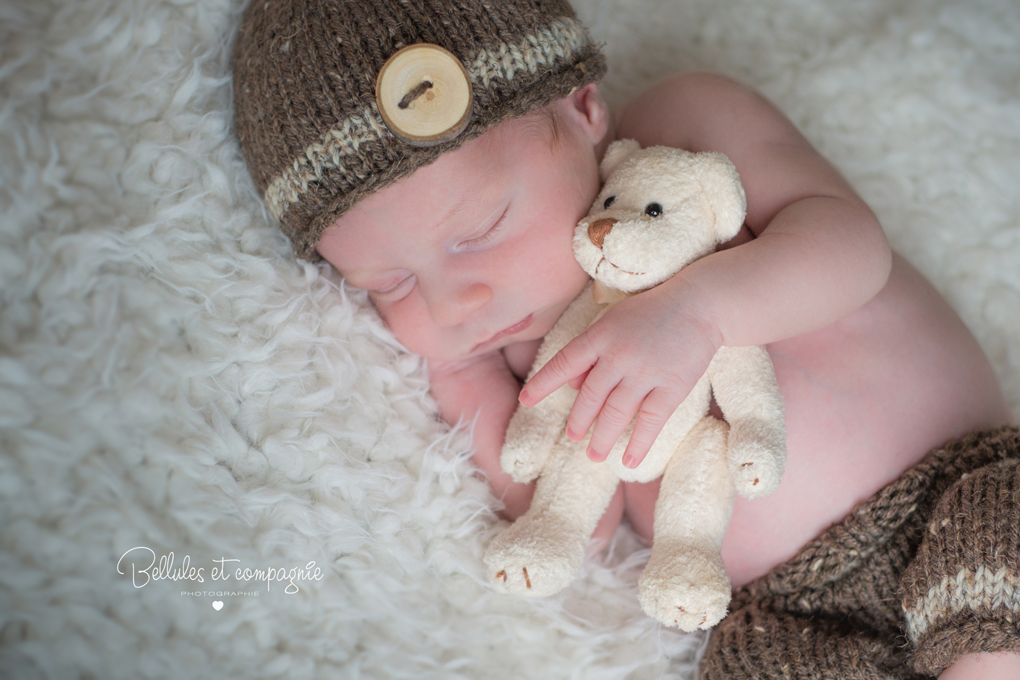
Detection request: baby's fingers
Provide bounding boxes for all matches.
[583,382,647,462]
[520,333,597,407]
[567,368,590,392]
[620,389,682,469]
[563,360,618,443]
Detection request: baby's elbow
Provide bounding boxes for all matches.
[855,202,893,302]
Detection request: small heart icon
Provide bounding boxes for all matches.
[212,601,223,611]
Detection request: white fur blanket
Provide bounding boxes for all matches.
[2,0,1018,677]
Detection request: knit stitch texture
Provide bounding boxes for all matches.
[700,427,1020,679]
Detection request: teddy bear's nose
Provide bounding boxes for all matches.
[588,218,617,248]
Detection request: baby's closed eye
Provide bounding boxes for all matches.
[365,273,417,301]
[453,204,511,251]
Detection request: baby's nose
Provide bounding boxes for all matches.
[587,218,617,249]
[430,282,492,327]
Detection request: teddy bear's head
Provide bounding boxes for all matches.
[574,140,747,294]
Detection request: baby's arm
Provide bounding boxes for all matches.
[429,350,534,520]
[620,72,892,346]
[521,72,893,466]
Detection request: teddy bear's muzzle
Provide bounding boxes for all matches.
[587,218,617,248]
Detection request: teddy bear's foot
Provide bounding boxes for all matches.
[484,518,587,598]
[728,426,785,499]
[638,545,731,632]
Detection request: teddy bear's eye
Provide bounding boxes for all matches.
[645,202,663,217]
[603,195,616,209]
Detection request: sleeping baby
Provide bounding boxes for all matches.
[231,1,1020,677]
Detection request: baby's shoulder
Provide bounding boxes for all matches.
[502,339,543,382]
[614,72,856,231]
[615,71,801,156]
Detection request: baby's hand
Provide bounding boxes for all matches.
[519,281,721,468]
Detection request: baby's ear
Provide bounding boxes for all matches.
[599,139,642,182]
[693,152,747,242]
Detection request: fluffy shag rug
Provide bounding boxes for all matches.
[2,0,1018,677]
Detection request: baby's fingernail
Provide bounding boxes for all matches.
[622,455,638,468]
[587,447,602,462]
[519,389,531,405]
[566,426,579,440]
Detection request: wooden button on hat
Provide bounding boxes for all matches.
[376,44,473,147]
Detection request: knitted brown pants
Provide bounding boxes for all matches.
[700,427,1020,680]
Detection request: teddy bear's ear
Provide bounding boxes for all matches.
[599,139,642,182]
[693,152,748,242]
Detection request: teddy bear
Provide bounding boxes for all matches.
[483,139,787,631]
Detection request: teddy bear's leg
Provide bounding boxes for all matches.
[484,442,620,598]
[638,416,734,632]
[708,345,787,499]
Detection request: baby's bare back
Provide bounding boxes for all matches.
[626,252,1014,586]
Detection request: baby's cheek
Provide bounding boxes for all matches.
[543,249,590,300]
[375,297,450,360]
[518,227,588,298]
[373,298,421,346]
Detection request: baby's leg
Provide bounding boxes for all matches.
[622,478,659,546]
[702,429,1020,679]
[588,485,625,556]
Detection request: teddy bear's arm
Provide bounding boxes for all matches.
[707,345,787,498]
[501,383,575,482]
[501,284,602,482]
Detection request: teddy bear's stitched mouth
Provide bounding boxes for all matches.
[597,256,645,277]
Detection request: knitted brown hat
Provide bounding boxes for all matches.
[232,0,606,260]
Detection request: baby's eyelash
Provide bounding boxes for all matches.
[372,274,415,299]
[457,208,509,250]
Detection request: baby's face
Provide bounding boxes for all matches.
[318,88,609,364]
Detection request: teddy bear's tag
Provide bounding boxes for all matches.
[592,280,631,305]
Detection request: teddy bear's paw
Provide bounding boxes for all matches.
[484,550,580,598]
[728,434,785,499]
[499,436,556,483]
[638,547,731,632]
[501,448,546,484]
[483,525,585,598]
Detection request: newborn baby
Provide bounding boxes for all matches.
[232,2,1019,678]
[319,75,1012,577]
